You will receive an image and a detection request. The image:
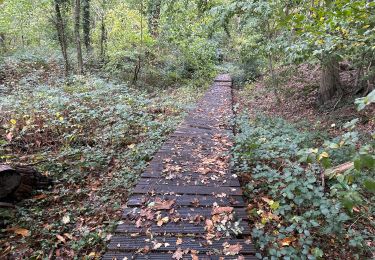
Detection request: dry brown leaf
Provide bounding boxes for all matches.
[176,238,183,245]
[261,197,271,203]
[32,194,47,200]
[6,132,13,142]
[223,242,242,255]
[280,236,297,246]
[205,219,214,232]
[172,248,184,260]
[156,216,169,226]
[136,218,143,228]
[212,206,233,215]
[152,198,176,210]
[12,228,30,237]
[191,254,199,260]
[56,234,66,243]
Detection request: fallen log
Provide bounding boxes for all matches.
[0,164,52,201]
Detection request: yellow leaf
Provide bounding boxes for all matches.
[59,116,64,121]
[10,119,17,125]
[318,152,329,161]
[88,252,96,257]
[363,25,370,29]
[127,144,136,149]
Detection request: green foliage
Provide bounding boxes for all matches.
[233,113,374,259]
[0,75,200,258]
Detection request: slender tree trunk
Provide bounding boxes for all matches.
[133,0,144,85]
[268,54,281,103]
[147,0,161,38]
[100,14,107,61]
[265,21,281,103]
[54,0,70,76]
[319,56,341,104]
[82,0,91,54]
[0,33,6,53]
[74,0,84,74]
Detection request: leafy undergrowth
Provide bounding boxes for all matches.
[0,75,201,259]
[233,113,374,259]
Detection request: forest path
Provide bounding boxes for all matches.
[103,75,256,259]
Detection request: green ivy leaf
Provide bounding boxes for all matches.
[364,178,375,192]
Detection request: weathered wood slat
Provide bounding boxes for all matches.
[116,221,251,235]
[103,253,258,260]
[127,194,245,207]
[137,178,240,187]
[122,207,248,220]
[107,236,255,253]
[133,185,243,196]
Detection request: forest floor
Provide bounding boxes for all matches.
[0,59,205,259]
[235,63,374,137]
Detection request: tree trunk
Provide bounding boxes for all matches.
[147,0,161,38]
[0,165,52,201]
[319,56,341,104]
[100,11,107,61]
[0,33,6,53]
[54,1,70,76]
[74,0,84,74]
[82,0,91,54]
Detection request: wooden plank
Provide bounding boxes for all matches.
[122,207,248,220]
[103,252,258,260]
[127,194,245,207]
[107,236,255,253]
[133,185,243,196]
[137,178,240,187]
[115,221,251,235]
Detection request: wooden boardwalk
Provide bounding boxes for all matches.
[103,75,256,259]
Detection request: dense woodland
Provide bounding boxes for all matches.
[0,0,374,259]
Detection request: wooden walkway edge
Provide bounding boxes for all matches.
[103,75,257,260]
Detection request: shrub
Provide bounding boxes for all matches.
[233,114,374,259]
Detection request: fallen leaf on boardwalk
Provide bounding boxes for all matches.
[153,242,163,249]
[191,251,199,260]
[197,167,210,174]
[136,218,142,228]
[56,234,66,243]
[191,198,200,207]
[172,248,184,260]
[205,219,214,232]
[212,206,233,215]
[152,198,175,210]
[280,237,297,246]
[223,242,242,255]
[176,238,183,245]
[157,216,169,226]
